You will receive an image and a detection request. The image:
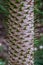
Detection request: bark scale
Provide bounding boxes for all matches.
[7,0,34,65]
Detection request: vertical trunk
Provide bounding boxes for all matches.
[7,0,34,65]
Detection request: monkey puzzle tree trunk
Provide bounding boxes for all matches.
[7,0,34,65]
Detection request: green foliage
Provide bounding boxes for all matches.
[34,36,43,47]
[34,0,43,24]
[0,58,7,65]
[34,0,43,65]
[0,0,9,30]
[34,50,43,65]
[34,36,43,65]
[0,0,9,16]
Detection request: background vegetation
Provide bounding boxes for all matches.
[34,0,43,65]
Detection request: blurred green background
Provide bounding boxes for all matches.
[34,0,43,65]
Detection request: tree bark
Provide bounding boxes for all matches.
[7,0,34,65]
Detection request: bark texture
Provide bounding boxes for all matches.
[7,0,34,65]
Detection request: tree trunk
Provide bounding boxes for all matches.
[7,0,34,65]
